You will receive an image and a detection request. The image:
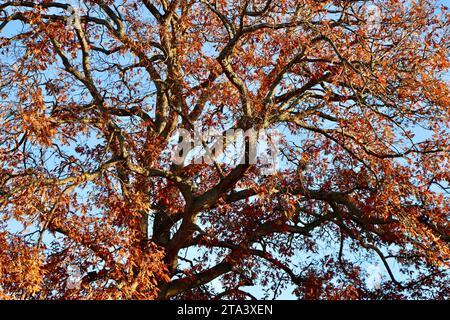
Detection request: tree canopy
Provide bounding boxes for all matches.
[0,0,449,299]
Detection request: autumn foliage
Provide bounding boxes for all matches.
[0,0,449,299]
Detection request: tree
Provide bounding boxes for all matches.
[0,0,449,300]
